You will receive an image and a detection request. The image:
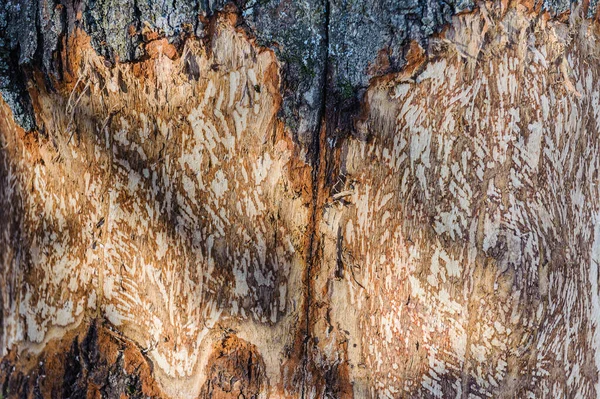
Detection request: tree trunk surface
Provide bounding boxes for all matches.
[1,0,599,398]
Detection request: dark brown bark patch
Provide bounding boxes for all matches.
[0,320,165,399]
[200,335,267,399]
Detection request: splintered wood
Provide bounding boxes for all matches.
[0,15,310,399]
[1,5,600,399]
[317,7,600,398]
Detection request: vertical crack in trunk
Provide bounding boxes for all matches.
[301,1,330,397]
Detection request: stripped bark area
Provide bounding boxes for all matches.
[317,4,600,397]
[1,0,600,398]
[0,12,311,399]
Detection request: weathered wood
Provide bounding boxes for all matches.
[316,5,600,397]
[1,0,600,398]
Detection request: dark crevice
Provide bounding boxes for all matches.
[301,0,329,398]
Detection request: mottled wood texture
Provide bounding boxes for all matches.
[316,5,600,397]
[1,1,600,398]
[0,14,310,398]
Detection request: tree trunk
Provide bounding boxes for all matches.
[1,0,599,398]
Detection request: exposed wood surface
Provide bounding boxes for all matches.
[0,1,600,398]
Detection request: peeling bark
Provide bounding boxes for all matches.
[2,0,600,398]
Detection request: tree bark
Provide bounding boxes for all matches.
[1,0,599,398]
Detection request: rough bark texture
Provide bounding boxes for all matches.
[1,0,600,398]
